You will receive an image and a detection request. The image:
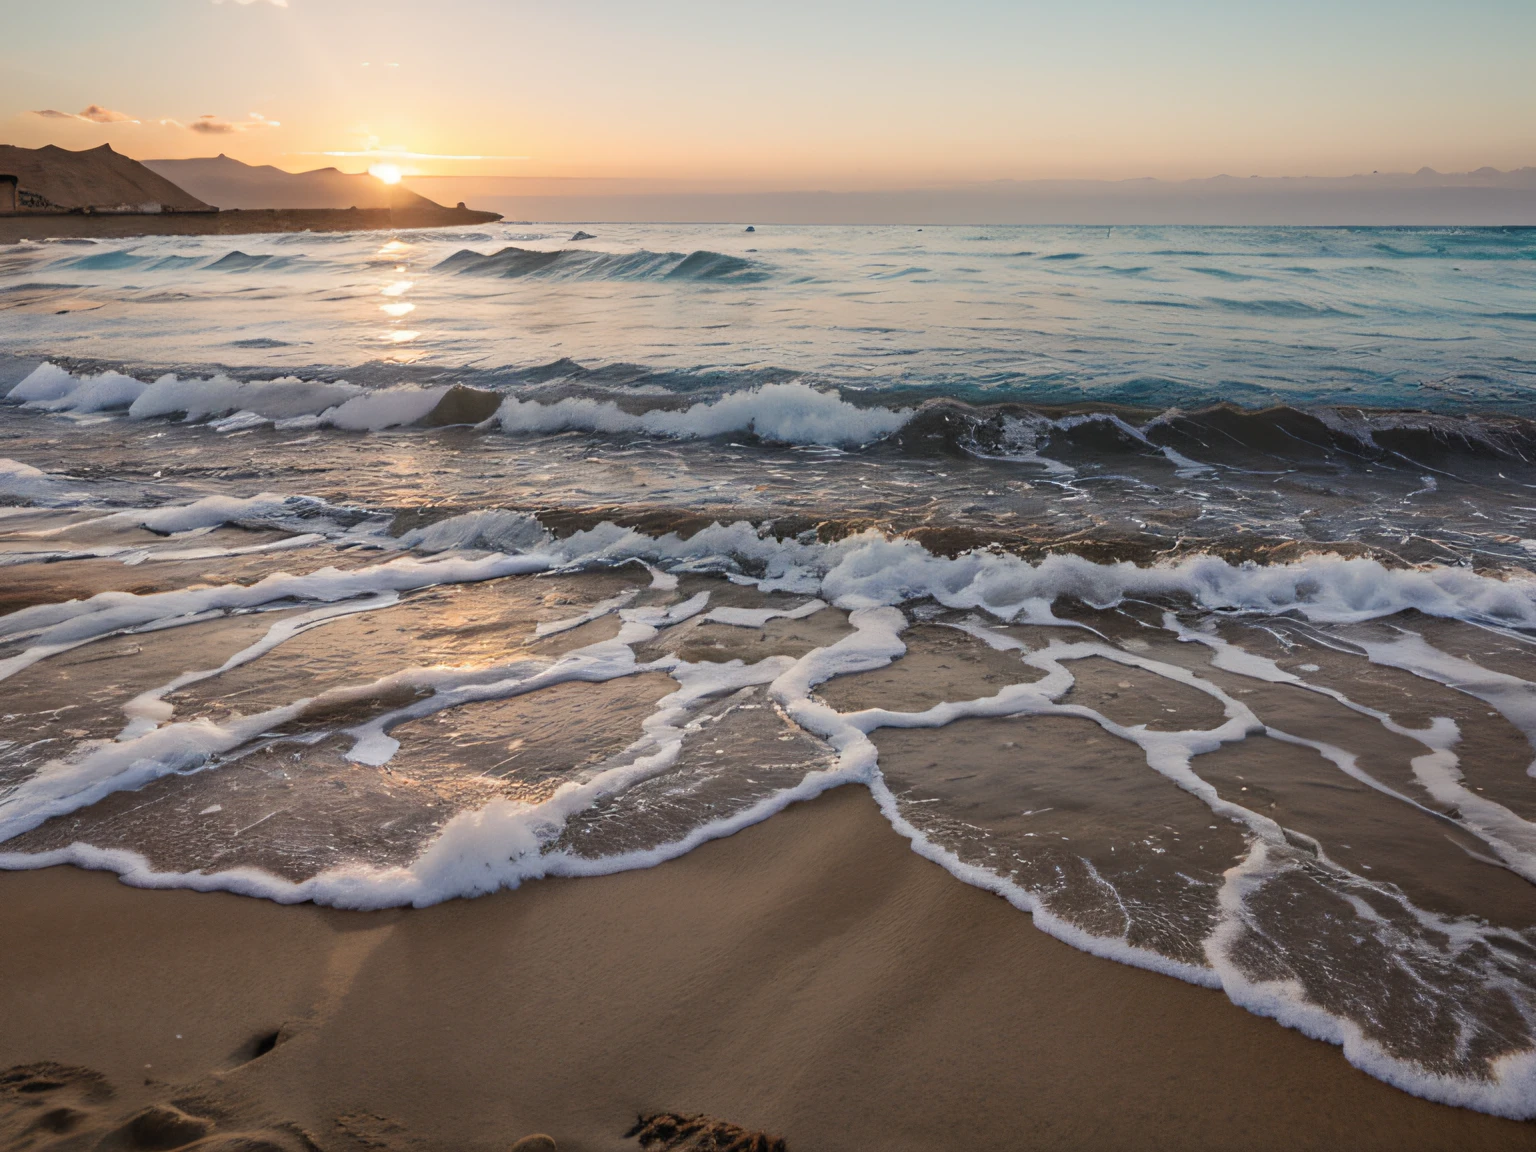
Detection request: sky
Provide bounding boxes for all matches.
[3,0,1534,187]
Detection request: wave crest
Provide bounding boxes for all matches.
[496,382,910,446]
[434,246,769,283]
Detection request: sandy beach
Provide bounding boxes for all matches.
[2,785,1531,1152]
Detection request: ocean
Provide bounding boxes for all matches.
[2,221,1536,1117]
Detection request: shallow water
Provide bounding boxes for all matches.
[4,223,1536,1118]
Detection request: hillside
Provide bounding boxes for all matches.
[0,143,212,212]
[144,155,444,211]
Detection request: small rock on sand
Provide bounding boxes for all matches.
[510,1136,557,1152]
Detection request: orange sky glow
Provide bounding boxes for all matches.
[3,0,1534,188]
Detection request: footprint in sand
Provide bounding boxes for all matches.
[0,1062,317,1152]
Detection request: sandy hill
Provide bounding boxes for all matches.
[144,155,444,211]
[0,143,212,212]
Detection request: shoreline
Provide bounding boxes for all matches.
[2,785,1531,1152]
[0,206,502,244]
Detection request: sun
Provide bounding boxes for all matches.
[369,163,403,185]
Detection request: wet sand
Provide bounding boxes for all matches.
[2,784,1532,1152]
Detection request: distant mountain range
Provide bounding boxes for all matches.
[9,146,1529,224]
[406,167,1536,225]
[144,155,445,211]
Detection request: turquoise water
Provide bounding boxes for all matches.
[2,223,1534,412]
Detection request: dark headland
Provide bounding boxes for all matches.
[0,144,501,242]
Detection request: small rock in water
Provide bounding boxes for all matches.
[510,1136,557,1152]
[569,230,595,241]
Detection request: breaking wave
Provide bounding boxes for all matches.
[3,364,900,446]
[495,382,910,446]
[434,246,770,283]
[13,361,1536,466]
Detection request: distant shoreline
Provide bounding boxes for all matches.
[0,205,501,243]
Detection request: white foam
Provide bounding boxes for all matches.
[813,535,1536,627]
[4,363,149,415]
[742,607,1247,998]
[0,532,327,569]
[115,594,400,741]
[26,372,147,414]
[1169,617,1536,881]
[1205,836,1536,1119]
[0,458,82,505]
[534,590,641,636]
[852,623,1536,1117]
[645,564,679,591]
[7,508,1536,1115]
[0,646,554,844]
[703,599,826,627]
[101,492,341,536]
[340,621,671,768]
[394,508,550,554]
[355,511,1536,635]
[496,381,911,446]
[619,589,711,628]
[0,550,551,684]
[5,363,79,402]
[129,373,363,423]
[0,604,805,910]
[323,385,449,431]
[1354,630,1536,773]
[31,365,445,433]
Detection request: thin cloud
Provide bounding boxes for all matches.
[31,104,139,124]
[80,104,138,123]
[26,105,278,133]
[189,116,239,135]
[189,112,282,134]
[298,150,528,160]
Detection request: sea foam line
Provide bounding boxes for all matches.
[5,552,1536,1114]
